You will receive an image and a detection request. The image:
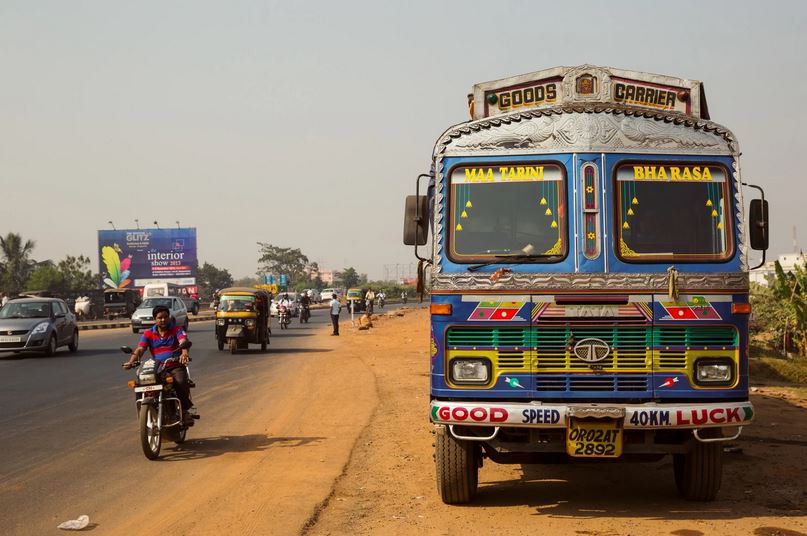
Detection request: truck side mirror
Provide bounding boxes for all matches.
[403,195,429,246]
[749,198,769,251]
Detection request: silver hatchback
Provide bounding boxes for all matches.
[0,298,79,356]
[131,297,189,334]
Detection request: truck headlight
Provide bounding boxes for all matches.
[245,319,256,329]
[217,319,225,326]
[450,358,491,384]
[694,358,734,386]
[31,322,49,335]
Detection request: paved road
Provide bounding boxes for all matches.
[0,303,411,534]
[0,308,333,534]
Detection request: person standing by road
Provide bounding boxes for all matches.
[365,288,375,315]
[329,293,341,336]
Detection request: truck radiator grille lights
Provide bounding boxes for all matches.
[535,374,649,392]
[445,325,738,375]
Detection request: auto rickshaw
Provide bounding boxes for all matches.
[103,288,142,320]
[215,287,271,354]
[345,287,365,313]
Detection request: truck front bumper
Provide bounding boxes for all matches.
[431,400,754,430]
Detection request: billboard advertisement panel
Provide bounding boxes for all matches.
[98,228,197,289]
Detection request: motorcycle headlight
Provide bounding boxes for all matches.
[450,358,491,385]
[138,373,157,384]
[31,322,50,335]
[694,358,735,386]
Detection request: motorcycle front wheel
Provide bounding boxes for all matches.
[139,404,161,460]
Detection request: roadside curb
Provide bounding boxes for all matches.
[78,314,216,331]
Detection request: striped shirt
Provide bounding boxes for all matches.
[138,323,187,363]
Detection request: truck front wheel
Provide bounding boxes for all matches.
[673,441,723,501]
[435,427,479,504]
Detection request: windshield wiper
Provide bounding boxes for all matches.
[467,254,562,272]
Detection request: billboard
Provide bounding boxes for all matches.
[98,228,197,289]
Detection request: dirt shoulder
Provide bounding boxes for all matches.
[307,308,807,536]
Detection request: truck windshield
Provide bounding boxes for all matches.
[616,164,733,261]
[448,163,567,261]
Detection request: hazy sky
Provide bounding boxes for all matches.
[1,0,805,279]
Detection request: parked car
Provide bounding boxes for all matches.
[270,293,300,317]
[0,298,79,356]
[131,296,189,334]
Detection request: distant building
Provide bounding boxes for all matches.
[750,253,806,286]
[317,269,335,285]
[303,266,335,285]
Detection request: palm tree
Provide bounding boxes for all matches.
[0,233,37,296]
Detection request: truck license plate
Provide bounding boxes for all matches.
[566,418,623,458]
[0,336,21,343]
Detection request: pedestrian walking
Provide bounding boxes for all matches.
[329,293,342,336]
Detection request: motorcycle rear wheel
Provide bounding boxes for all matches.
[139,404,161,460]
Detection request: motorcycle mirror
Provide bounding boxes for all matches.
[178,340,192,350]
[121,345,133,354]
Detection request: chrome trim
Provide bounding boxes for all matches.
[449,424,500,442]
[693,426,743,443]
[431,272,749,292]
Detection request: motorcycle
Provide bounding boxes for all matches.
[278,304,290,330]
[300,303,310,323]
[377,295,385,309]
[121,340,197,460]
[401,293,408,304]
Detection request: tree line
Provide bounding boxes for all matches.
[0,234,413,302]
[0,232,96,298]
[751,259,807,357]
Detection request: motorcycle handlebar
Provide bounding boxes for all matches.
[122,355,192,369]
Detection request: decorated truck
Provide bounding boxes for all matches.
[403,65,769,503]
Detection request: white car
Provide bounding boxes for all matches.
[320,288,338,302]
[270,293,300,317]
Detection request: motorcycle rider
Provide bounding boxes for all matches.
[277,293,292,324]
[299,291,311,320]
[401,291,408,304]
[122,305,195,424]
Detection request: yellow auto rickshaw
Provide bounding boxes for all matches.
[215,287,271,353]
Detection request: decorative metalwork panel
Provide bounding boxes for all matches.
[431,272,749,292]
[448,111,728,156]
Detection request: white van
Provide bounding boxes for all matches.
[142,283,199,315]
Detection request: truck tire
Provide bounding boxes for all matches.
[673,441,723,501]
[435,427,479,504]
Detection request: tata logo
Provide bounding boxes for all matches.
[573,338,610,363]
